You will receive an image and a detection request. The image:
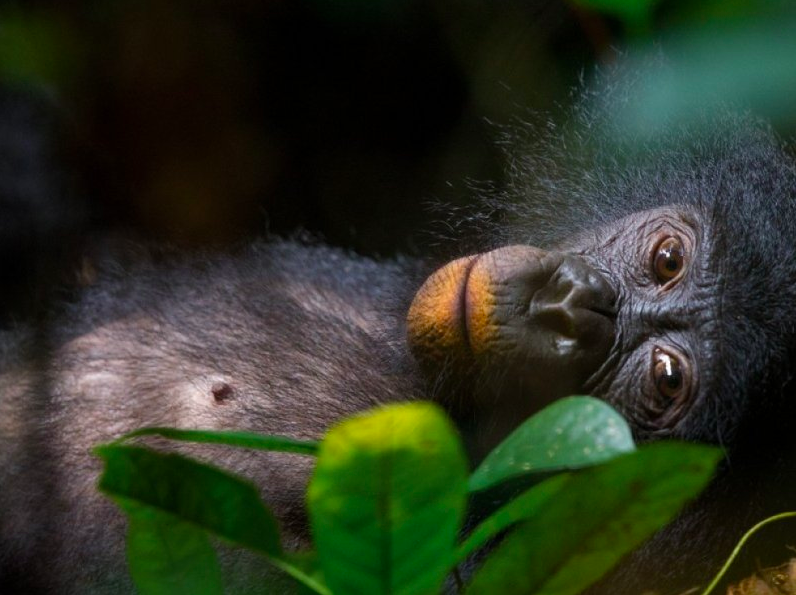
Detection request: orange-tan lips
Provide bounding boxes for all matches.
[407,254,497,363]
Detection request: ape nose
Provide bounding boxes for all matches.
[530,254,616,349]
[541,255,617,319]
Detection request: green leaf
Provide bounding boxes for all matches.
[308,402,468,595]
[571,0,661,33]
[119,427,319,456]
[458,474,571,562]
[283,551,329,595]
[96,444,330,594]
[0,10,83,87]
[124,504,224,595]
[467,442,722,595]
[609,17,796,136]
[96,445,281,556]
[573,0,661,18]
[469,396,635,492]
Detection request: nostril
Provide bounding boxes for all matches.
[576,283,617,319]
[555,257,616,309]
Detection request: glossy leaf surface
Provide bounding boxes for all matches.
[467,442,721,595]
[469,396,635,492]
[308,402,468,595]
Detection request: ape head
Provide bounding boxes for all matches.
[408,81,796,452]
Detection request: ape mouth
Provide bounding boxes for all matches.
[406,253,481,364]
[457,254,481,353]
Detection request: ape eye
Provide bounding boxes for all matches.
[652,347,688,401]
[652,237,685,284]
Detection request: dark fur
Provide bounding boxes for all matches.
[4,69,796,594]
[0,241,425,592]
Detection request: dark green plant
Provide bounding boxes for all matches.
[96,397,720,594]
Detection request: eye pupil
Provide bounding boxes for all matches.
[665,258,678,271]
[666,373,681,390]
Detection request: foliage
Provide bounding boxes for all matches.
[96,397,720,594]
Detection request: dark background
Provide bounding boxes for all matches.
[2,0,796,317]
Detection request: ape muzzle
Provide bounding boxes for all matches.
[407,245,616,408]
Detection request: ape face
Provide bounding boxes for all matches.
[407,206,718,441]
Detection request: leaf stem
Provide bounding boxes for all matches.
[269,557,332,595]
[700,511,796,595]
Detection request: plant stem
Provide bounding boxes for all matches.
[270,558,331,595]
[700,511,796,595]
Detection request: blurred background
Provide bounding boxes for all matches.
[2,0,796,318]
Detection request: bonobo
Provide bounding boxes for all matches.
[4,73,796,595]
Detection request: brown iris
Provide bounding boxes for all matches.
[653,237,685,284]
[652,348,685,400]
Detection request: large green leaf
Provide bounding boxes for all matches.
[119,427,318,456]
[97,445,329,594]
[96,444,281,556]
[124,504,224,595]
[469,396,635,492]
[467,442,721,595]
[307,402,468,595]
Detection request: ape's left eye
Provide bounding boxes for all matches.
[652,237,685,284]
[651,347,690,403]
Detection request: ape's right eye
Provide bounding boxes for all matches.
[652,237,685,284]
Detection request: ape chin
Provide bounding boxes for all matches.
[4,70,796,595]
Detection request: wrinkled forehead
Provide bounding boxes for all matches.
[554,205,700,250]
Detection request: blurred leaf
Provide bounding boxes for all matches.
[615,16,796,135]
[469,396,635,492]
[308,402,468,595]
[97,445,330,593]
[572,0,662,32]
[458,473,571,562]
[125,504,223,595]
[283,551,328,595]
[97,445,281,556]
[121,427,318,456]
[467,442,722,595]
[663,0,793,25]
[0,10,82,87]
